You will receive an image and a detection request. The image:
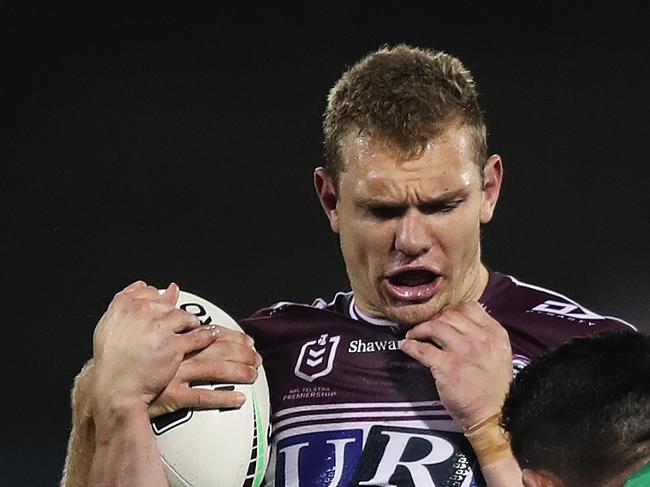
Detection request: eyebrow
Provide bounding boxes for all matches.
[356,188,470,208]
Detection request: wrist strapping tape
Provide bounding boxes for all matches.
[464,413,513,466]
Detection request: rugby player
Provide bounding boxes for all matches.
[61,45,634,487]
[502,331,650,487]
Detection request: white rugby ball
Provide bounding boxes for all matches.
[151,290,271,487]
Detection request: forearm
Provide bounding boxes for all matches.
[89,399,167,487]
[61,361,96,487]
[481,456,523,487]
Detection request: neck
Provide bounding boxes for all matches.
[475,263,490,300]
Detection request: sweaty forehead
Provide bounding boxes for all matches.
[340,127,479,200]
[342,124,475,166]
[352,169,474,203]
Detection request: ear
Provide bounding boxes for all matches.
[314,167,340,233]
[522,468,566,487]
[480,154,504,224]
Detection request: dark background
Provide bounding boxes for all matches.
[3,3,648,485]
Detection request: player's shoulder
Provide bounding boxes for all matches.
[246,290,353,320]
[485,271,635,332]
[238,291,355,337]
[238,291,357,347]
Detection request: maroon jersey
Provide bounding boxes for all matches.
[240,271,633,487]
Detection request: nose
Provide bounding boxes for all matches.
[394,210,432,257]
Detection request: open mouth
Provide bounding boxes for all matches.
[385,269,441,302]
[388,270,437,287]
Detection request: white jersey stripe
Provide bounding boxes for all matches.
[351,297,399,327]
[273,400,444,419]
[273,408,450,430]
[271,418,463,442]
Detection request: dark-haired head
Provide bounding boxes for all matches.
[502,331,650,486]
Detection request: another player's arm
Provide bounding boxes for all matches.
[400,301,523,487]
[60,360,95,487]
[78,281,210,487]
[60,360,169,487]
[89,396,168,486]
[60,281,261,487]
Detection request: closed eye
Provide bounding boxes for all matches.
[358,192,467,220]
[419,199,463,214]
[367,205,406,220]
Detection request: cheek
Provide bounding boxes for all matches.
[437,209,481,255]
[339,219,394,269]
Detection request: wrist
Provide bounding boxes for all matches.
[88,400,166,486]
[464,412,513,467]
[90,361,148,423]
[93,395,150,445]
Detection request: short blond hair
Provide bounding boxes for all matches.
[323,44,487,185]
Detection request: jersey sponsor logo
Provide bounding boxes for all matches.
[275,426,479,487]
[530,300,602,322]
[295,334,341,382]
[352,426,476,487]
[348,339,400,353]
[276,429,363,487]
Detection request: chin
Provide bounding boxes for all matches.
[383,301,443,329]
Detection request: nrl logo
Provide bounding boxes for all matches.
[294,333,341,382]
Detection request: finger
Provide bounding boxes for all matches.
[455,302,510,345]
[120,280,147,293]
[180,357,259,384]
[159,307,202,333]
[180,325,220,354]
[455,301,499,329]
[407,320,468,352]
[159,282,180,306]
[129,285,165,301]
[400,338,447,371]
[437,309,482,335]
[206,326,255,347]
[128,297,176,317]
[189,340,261,367]
[109,285,161,312]
[176,386,247,410]
[110,281,147,304]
